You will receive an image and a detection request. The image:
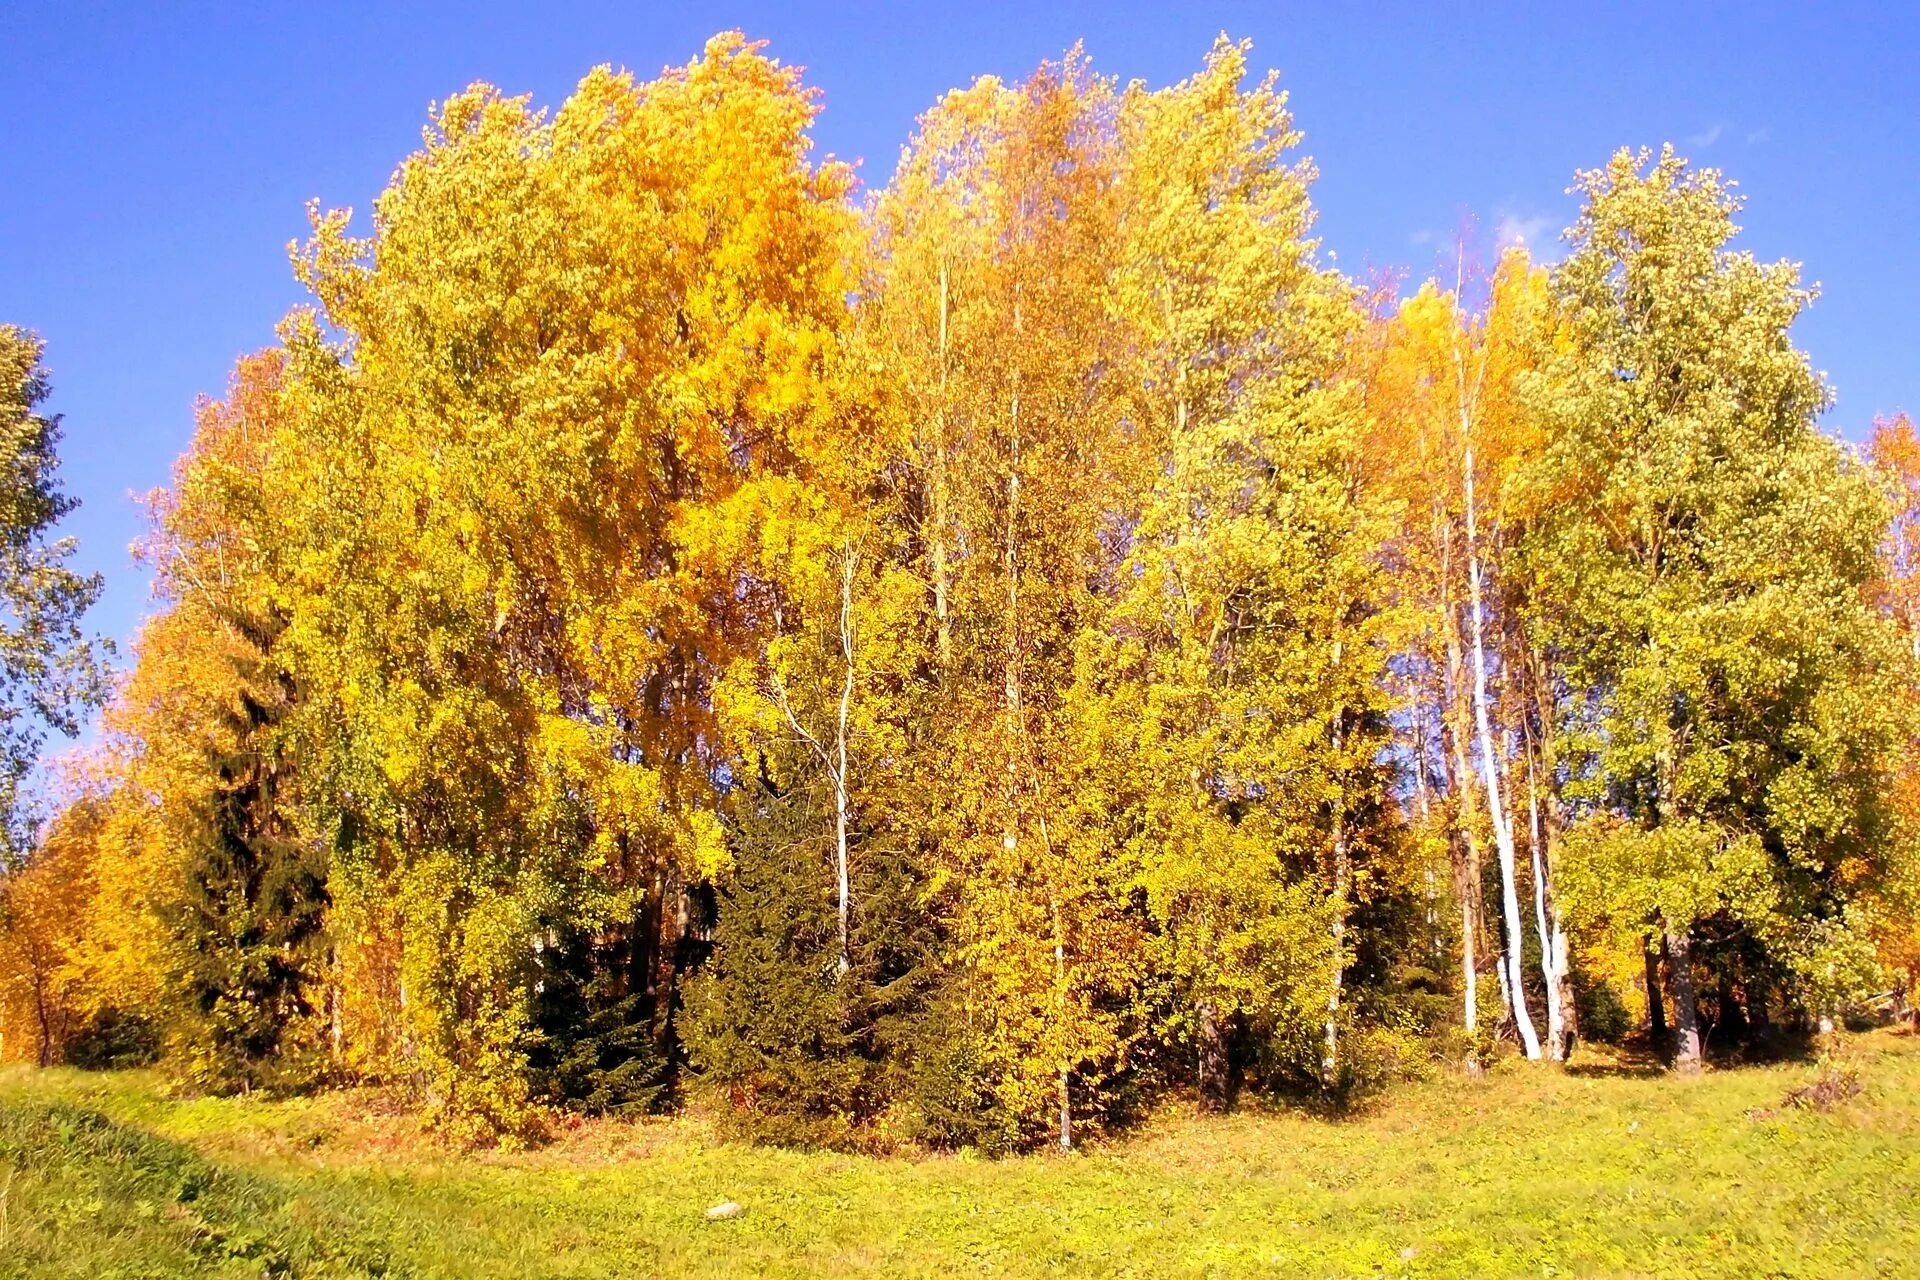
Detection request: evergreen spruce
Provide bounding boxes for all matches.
[526,917,674,1116]
[684,761,937,1147]
[170,621,327,1093]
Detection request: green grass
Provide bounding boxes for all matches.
[3,1032,1918,1278]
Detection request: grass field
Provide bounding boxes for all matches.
[2,1031,1917,1279]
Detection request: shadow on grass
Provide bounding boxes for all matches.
[1553,1032,1669,1080]
[1565,1059,1668,1081]
[0,1097,396,1277]
[1565,1022,1866,1080]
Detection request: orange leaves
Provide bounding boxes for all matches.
[1869,412,1920,628]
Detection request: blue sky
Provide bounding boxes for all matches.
[3,1,1916,675]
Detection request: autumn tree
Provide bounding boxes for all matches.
[272,35,852,1135]
[0,794,105,1065]
[1866,413,1920,1021]
[1074,39,1399,1106]
[871,51,1165,1150]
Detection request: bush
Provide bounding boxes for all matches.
[64,1008,162,1070]
[1573,965,1634,1044]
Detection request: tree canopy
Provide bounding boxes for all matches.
[3,33,1915,1150]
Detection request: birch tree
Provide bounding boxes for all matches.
[1081,38,1394,1103]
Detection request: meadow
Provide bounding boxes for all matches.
[3,1030,1917,1279]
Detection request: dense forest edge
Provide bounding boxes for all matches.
[1,31,1918,1159]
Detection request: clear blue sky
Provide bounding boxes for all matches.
[3,1,1916,672]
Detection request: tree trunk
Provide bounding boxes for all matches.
[1447,763,1483,1073]
[1525,768,1577,1061]
[1438,518,1484,1075]
[1643,938,1668,1044]
[833,769,851,980]
[1550,921,1575,1057]
[1323,705,1350,1088]
[1495,948,1516,1042]
[1323,824,1349,1088]
[1464,522,1540,1058]
[1460,864,1482,1075]
[931,257,952,676]
[633,868,665,1016]
[1412,736,1440,962]
[1747,974,1773,1046]
[1053,895,1072,1152]
[1057,1066,1073,1153]
[1453,294,1540,1061]
[1664,924,1703,1075]
[1526,773,1565,1060]
[1536,694,1579,1062]
[832,545,857,980]
[32,968,53,1069]
[1197,999,1231,1114]
[768,544,861,983]
[1004,303,1068,1154]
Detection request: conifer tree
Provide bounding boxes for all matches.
[169,617,329,1093]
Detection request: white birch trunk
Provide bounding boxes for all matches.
[1442,592,1484,1072]
[1447,258,1540,1061]
[1463,444,1542,1061]
[767,542,861,983]
[1322,670,1350,1087]
[833,546,857,979]
[1527,765,1565,1059]
[1054,893,1072,1152]
[932,257,952,675]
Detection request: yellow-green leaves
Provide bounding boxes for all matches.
[23,33,1918,1131]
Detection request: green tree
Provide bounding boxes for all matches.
[167,620,330,1094]
[1524,147,1906,1071]
[0,327,109,853]
[682,760,936,1148]
[1076,38,1400,1105]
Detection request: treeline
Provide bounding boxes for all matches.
[4,33,1919,1150]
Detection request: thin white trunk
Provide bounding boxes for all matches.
[1527,763,1564,1059]
[1323,822,1349,1087]
[1444,600,1483,1071]
[1002,296,1068,1151]
[767,541,862,982]
[932,257,952,675]
[1053,893,1072,1152]
[1551,924,1571,1052]
[1446,258,1540,1061]
[1323,694,1349,1087]
[1461,435,1542,1061]
[833,546,857,979]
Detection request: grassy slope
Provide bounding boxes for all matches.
[2,1031,1918,1279]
